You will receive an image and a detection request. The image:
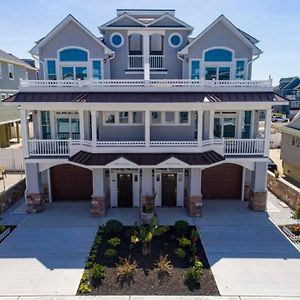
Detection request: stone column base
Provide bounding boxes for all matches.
[91,195,107,217]
[187,195,203,217]
[249,189,267,211]
[26,193,45,213]
[244,185,251,201]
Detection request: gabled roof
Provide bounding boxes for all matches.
[281,77,300,90]
[30,14,114,56]
[179,15,262,55]
[146,12,193,30]
[237,28,260,44]
[99,12,146,30]
[0,49,36,70]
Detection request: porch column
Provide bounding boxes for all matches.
[143,33,150,81]
[49,111,56,139]
[91,169,107,217]
[16,121,20,143]
[209,109,215,140]
[187,168,202,217]
[264,108,272,156]
[249,162,267,211]
[141,168,154,211]
[20,110,29,158]
[25,162,45,213]
[197,110,203,146]
[91,111,97,147]
[237,110,243,138]
[145,110,150,147]
[79,110,85,141]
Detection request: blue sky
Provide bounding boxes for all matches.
[0,0,299,84]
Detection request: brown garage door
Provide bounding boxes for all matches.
[51,164,92,201]
[202,163,242,199]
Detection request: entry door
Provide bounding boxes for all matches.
[117,174,133,207]
[161,173,177,207]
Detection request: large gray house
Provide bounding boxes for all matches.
[4,9,286,216]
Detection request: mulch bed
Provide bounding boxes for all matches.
[78,225,219,296]
[0,225,16,244]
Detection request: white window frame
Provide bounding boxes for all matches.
[234,58,248,80]
[189,59,202,79]
[91,59,104,80]
[8,64,14,80]
[103,111,144,126]
[110,32,124,48]
[214,112,238,138]
[151,111,191,126]
[168,33,183,48]
[45,58,58,80]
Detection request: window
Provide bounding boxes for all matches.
[151,112,162,124]
[119,112,129,124]
[92,61,102,80]
[104,111,143,125]
[47,60,56,80]
[242,111,252,138]
[205,66,230,80]
[0,62,2,78]
[129,34,143,55]
[191,60,200,79]
[61,66,87,80]
[1,94,6,101]
[292,136,300,147]
[41,111,51,139]
[165,112,175,124]
[214,113,237,138]
[105,112,115,124]
[132,112,142,123]
[59,48,88,61]
[168,33,182,48]
[56,116,80,139]
[204,48,233,62]
[236,60,245,79]
[8,64,14,80]
[110,33,124,48]
[218,67,230,80]
[290,101,300,109]
[150,34,163,55]
[179,112,189,124]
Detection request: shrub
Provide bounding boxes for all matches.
[292,206,300,224]
[174,247,186,259]
[108,237,121,247]
[174,220,189,236]
[178,237,191,247]
[185,259,203,283]
[0,225,6,234]
[290,224,300,236]
[78,271,91,294]
[116,257,138,284]
[155,254,173,275]
[92,263,106,280]
[189,244,198,256]
[104,248,117,258]
[191,228,199,243]
[105,219,123,235]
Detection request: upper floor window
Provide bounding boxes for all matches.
[292,136,300,147]
[150,34,164,55]
[214,112,237,138]
[47,60,56,80]
[291,101,300,109]
[8,64,14,80]
[110,33,124,48]
[151,111,190,125]
[129,34,143,55]
[92,61,102,80]
[236,60,245,79]
[59,48,88,61]
[191,60,200,79]
[168,33,182,48]
[104,111,143,125]
[204,48,233,62]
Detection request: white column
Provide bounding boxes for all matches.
[143,33,150,81]
[20,110,29,157]
[49,111,56,139]
[237,111,243,138]
[79,110,85,141]
[190,168,202,196]
[209,109,215,140]
[92,169,104,196]
[142,168,153,196]
[264,108,272,156]
[47,168,52,203]
[145,110,150,147]
[197,110,203,146]
[25,163,42,194]
[91,111,97,147]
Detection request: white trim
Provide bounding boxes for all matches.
[168,33,183,48]
[189,59,201,79]
[8,64,14,80]
[179,15,262,55]
[57,46,90,61]
[30,14,114,56]
[99,12,146,29]
[110,32,124,48]
[203,46,235,61]
[103,111,144,126]
[214,112,238,138]
[150,111,191,126]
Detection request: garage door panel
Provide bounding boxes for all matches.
[51,164,92,201]
[202,164,242,199]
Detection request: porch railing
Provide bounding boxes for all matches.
[150,55,164,69]
[128,55,143,69]
[28,139,69,156]
[224,139,265,155]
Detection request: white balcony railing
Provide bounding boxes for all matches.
[19,79,273,91]
[27,138,266,157]
[224,139,265,155]
[150,55,164,69]
[128,55,143,69]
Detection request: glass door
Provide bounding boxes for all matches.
[56,117,80,139]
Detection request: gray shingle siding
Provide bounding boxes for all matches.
[0,61,27,91]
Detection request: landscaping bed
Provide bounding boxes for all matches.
[280,224,300,243]
[78,220,219,296]
[0,225,15,243]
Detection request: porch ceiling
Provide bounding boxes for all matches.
[68,150,225,167]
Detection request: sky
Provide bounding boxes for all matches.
[0,0,299,84]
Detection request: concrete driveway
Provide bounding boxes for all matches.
[0,202,101,296]
[195,199,300,297]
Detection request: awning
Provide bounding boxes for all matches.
[69,151,225,166]
[4,91,287,103]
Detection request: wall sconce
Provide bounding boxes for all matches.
[105,170,109,177]
[104,58,107,63]
[185,57,189,63]
[185,169,189,176]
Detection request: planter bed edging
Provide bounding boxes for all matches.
[0,228,11,243]
[282,225,300,243]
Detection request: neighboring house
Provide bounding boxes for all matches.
[4,9,287,216]
[274,76,300,117]
[279,112,300,183]
[0,49,37,147]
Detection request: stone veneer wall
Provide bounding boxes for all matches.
[267,171,300,210]
[187,195,202,217]
[0,178,26,213]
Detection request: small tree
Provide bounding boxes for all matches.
[292,206,300,224]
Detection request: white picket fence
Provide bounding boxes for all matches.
[0,148,24,171]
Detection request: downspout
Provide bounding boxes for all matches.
[247,53,260,80]
[30,53,43,80]
[177,53,186,79]
[106,53,115,79]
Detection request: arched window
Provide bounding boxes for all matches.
[59,48,88,62]
[204,48,233,62]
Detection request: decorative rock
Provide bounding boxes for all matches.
[91,195,107,217]
[187,195,202,217]
[26,193,45,213]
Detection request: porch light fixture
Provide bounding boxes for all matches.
[105,170,109,177]
[185,169,189,176]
